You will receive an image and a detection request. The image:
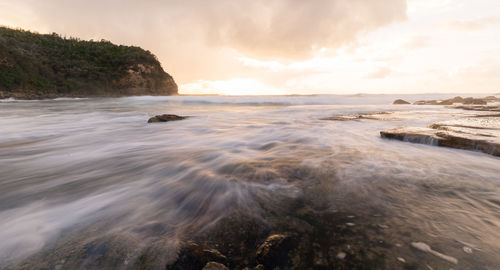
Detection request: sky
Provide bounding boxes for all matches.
[0,0,499,95]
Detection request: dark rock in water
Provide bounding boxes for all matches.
[414,100,439,105]
[393,99,410,105]
[256,234,294,269]
[203,261,229,270]
[381,115,500,156]
[166,242,227,270]
[322,112,393,121]
[147,114,186,123]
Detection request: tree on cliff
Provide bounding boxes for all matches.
[0,26,177,98]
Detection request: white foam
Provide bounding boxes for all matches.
[411,242,458,265]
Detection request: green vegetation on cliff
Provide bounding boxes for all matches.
[0,26,177,99]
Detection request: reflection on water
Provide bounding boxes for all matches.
[0,95,499,269]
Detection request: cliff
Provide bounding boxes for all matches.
[0,27,177,99]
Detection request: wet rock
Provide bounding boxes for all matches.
[438,96,463,105]
[322,112,393,121]
[463,97,487,105]
[166,242,227,270]
[414,100,439,105]
[393,99,410,105]
[203,261,229,270]
[381,115,500,156]
[463,246,473,254]
[415,96,491,105]
[147,114,187,123]
[256,234,294,269]
[452,105,500,112]
[336,252,347,260]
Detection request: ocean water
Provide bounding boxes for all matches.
[0,94,499,269]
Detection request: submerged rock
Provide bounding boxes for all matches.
[203,261,229,270]
[256,234,294,268]
[381,115,500,156]
[166,242,227,270]
[393,99,410,105]
[147,114,187,123]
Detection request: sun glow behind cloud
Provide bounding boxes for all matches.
[181,78,288,96]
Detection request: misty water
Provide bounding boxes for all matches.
[0,95,499,269]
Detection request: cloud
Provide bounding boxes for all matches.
[401,35,430,50]
[11,0,406,61]
[0,0,410,93]
[365,66,392,79]
[447,16,500,31]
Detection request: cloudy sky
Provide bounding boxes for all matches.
[1,0,499,95]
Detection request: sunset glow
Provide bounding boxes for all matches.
[1,0,499,95]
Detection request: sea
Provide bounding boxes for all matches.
[0,94,499,269]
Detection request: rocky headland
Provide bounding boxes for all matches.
[0,27,177,99]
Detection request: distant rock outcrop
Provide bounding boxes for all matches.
[414,96,497,106]
[0,27,177,99]
[393,99,410,105]
[438,96,463,105]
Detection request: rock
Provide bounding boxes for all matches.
[414,96,494,106]
[463,97,487,105]
[439,96,463,105]
[166,242,227,270]
[0,27,178,99]
[414,100,439,105]
[336,252,347,260]
[147,114,187,123]
[393,99,410,105]
[256,234,294,268]
[452,105,500,112]
[380,115,500,157]
[203,262,229,270]
[322,112,393,121]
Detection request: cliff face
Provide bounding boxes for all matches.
[0,27,177,99]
